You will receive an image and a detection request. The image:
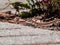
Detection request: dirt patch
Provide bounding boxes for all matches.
[0,12,60,31]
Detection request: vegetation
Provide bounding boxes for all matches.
[8,0,60,20]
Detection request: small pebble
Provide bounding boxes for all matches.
[36,20,41,23]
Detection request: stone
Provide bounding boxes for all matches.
[0,13,10,17]
[32,18,37,22]
[19,19,25,22]
[36,20,41,24]
[18,19,26,24]
[8,18,18,23]
[0,13,14,19]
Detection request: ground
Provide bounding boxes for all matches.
[0,22,60,45]
[0,12,60,31]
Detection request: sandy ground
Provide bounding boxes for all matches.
[0,22,60,45]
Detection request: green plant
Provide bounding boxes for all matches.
[8,0,60,19]
[8,0,30,15]
[20,12,33,18]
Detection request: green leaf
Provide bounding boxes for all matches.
[20,12,30,18]
[20,12,26,17]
